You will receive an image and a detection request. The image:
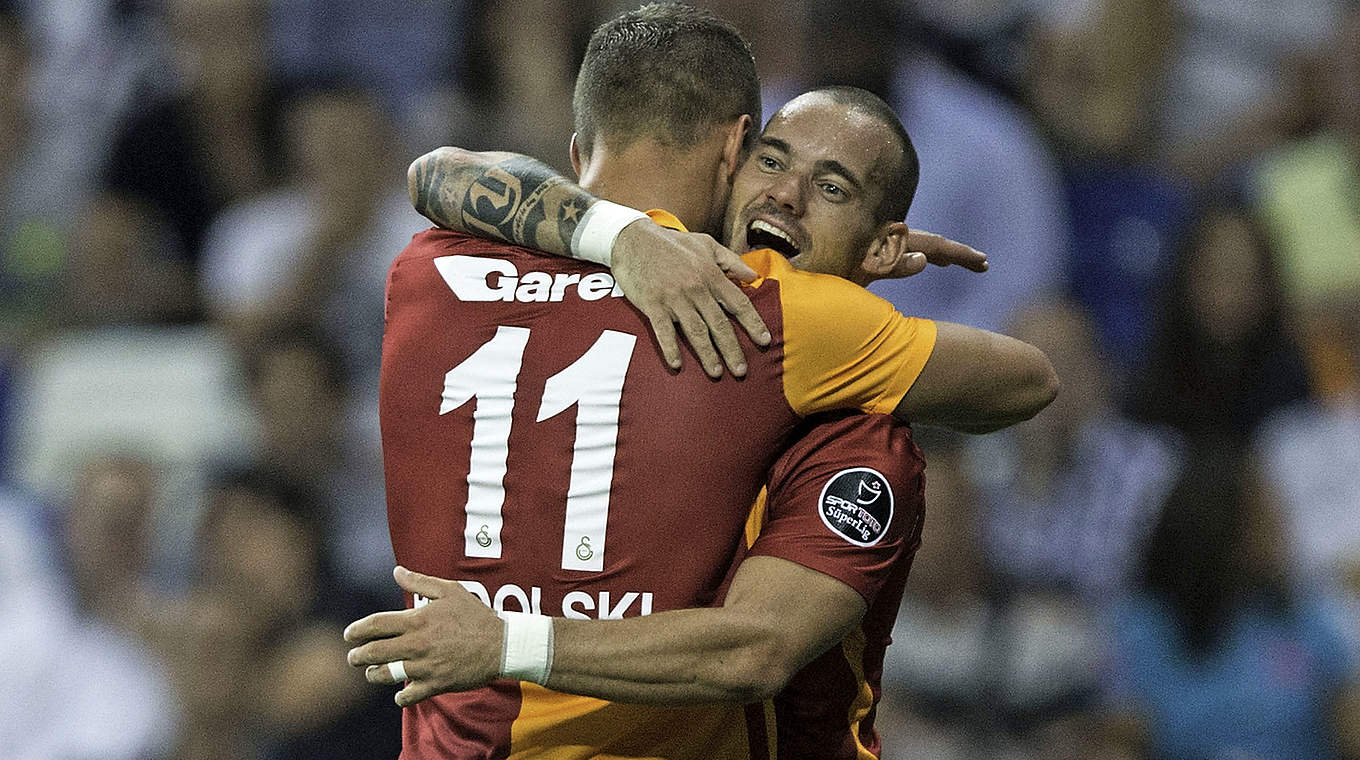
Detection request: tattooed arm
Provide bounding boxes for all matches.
[407,147,770,378]
[408,148,589,257]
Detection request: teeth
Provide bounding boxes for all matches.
[749,219,796,248]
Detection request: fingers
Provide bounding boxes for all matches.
[344,610,414,644]
[892,251,927,278]
[365,661,419,686]
[646,312,684,370]
[905,230,988,272]
[714,246,759,284]
[347,636,412,669]
[396,680,437,708]
[695,296,747,378]
[673,307,726,379]
[393,565,450,600]
[365,660,435,707]
[712,277,770,347]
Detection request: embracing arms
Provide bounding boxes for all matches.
[407,147,1054,432]
[409,148,769,379]
[407,147,991,380]
[347,558,863,707]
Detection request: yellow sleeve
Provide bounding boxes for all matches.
[771,258,937,417]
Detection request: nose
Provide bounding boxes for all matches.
[766,171,806,216]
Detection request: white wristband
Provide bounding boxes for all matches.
[498,611,554,685]
[570,200,649,267]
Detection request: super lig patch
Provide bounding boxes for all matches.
[818,467,894,546]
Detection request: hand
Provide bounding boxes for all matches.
[611,220,771,379]
[903,229,988,273]
[344,566,503,707]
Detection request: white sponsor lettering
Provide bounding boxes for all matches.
[458,581,654,619]
[434,256,625,303]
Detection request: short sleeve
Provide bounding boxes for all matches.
[748,413,925,603]
[776,266,937,417]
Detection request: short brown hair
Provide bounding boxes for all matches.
[572,3,760,158]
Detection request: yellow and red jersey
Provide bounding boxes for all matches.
[380,219,933,759]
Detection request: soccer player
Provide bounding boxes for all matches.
[351,5,1055,758]
[352,83,1022,758]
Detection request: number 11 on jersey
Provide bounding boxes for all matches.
[439,325,637,572]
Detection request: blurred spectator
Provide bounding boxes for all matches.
[179,467,401,759]
[237,325,392,599]
[1026,0,1193,374]
[2,0,165,350]
[1104,446,1360,760]
[463,0,586,172]
[60,192,198,328]
[0,478,177,760]
[792,0,1071,332]
[64,453,163,627]
[1127,201,1313,442]
[265,0,471,149]
[906,0,1033,98]
[879,443,1104,759]
[966,298,1181,601]
[153,587,264,760]
[1162,0,1343,182]
[104,0,284,261]
[1253,3,1360,399]
[1256,299,1360,602]
[198,82,427,405]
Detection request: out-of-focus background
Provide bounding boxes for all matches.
[0,0,1356,758]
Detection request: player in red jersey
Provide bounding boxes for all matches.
[350,87,1010,758]
[348,5,1055,758]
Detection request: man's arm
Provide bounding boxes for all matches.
[893,321,1059,433]
[408,148,586,257]
[346,558,864,707]
[408,147,769,379]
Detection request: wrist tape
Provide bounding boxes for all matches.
[570,200,649,267]
[498,611,554,685]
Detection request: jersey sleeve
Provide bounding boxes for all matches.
[748,412,925,604]
[773,260,937,417]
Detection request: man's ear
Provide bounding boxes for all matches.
[859,222,911,281]
[569,133,584,178]
[720,114,754,182]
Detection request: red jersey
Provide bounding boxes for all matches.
[740,412,925,760]
[380,221,935,758]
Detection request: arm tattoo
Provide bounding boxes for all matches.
[460,156,589,254]
[409,151,596,256]
[411,158,455,227]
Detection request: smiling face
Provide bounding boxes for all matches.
[722,93,905,277]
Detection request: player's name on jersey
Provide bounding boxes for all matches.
[420,581,655,619]
[435,255,625,303]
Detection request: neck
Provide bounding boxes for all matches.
[577,135,726,234]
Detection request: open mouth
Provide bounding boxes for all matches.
[746,219,801,258]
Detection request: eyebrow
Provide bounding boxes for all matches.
[757,136,864,193]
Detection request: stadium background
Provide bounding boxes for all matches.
[1,0,1357,757]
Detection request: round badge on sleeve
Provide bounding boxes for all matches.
[818,467,894,546]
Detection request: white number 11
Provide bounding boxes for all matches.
[439,325,636,572]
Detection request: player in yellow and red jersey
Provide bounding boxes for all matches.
[348,5,1056,759]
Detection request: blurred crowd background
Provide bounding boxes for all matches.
[0,0,1357,758]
